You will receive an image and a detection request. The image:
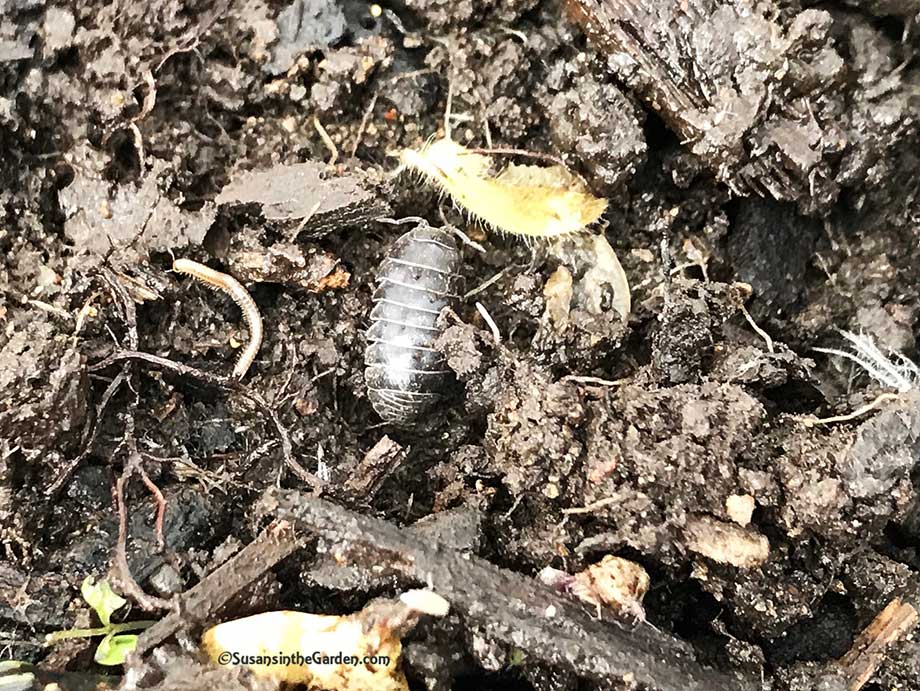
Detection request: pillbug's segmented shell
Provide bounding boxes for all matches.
[365,225,463,425]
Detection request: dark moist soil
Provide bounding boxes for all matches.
[1,0,919,689]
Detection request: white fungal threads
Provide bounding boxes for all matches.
[172,259,263,379]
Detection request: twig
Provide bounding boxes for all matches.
[830,598,919,690]
[132,519,302,656]
[259,490,757,691]
[88,350,229,386]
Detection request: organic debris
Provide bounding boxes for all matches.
[683,515,770,569]
[805,331,919,426]
[259,489,757,691]
[215,161,389,238]
[539,555,650,620]
[226,241,350,294]
[822,598,920,691]
[815,330,919,393]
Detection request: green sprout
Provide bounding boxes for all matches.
[45,576,156,665]
[507,648,526,667]
[0,660,36,691]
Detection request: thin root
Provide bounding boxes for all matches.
[350,93,379,159]
[475,302,501,343]
[313,116,338,167]
[799,392,901,427]
[464,268,507,300]
[740,303,774,354]
[562,497,619,515]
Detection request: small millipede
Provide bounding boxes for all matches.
[172,258,263,380]
[364,224,463,425]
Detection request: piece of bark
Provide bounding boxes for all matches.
[565,0,844,213]
[216,162,390,238]
[132,519,302,655]
[259,489,758,691]
[829,598,920,691]
[342,435,407,500]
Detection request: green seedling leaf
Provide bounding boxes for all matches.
[0,661,35,691]
[94,632,139,666]
[81,576,126,627]
[507,648,526,667]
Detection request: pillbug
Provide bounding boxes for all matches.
[364,224,463,425]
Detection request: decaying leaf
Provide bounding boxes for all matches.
[227,241,350,293]
[201,589,449,690]
[399,138,607,238]
[544,233,631,328]
[216,161,390,238]
[539,555,649,620]
[542,266,574,331]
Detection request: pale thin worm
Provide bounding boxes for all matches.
[172,259,263,379]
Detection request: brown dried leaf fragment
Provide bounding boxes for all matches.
[540,554,650,620]
[216,161,389,237]
[542,266,574,332]
[227,242,350,293]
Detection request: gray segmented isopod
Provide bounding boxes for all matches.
[364,224,463,425]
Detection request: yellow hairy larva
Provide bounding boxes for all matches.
[398,138,607,239]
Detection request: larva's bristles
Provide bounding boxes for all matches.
[397,138,606,240]
[172,258,263,379]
